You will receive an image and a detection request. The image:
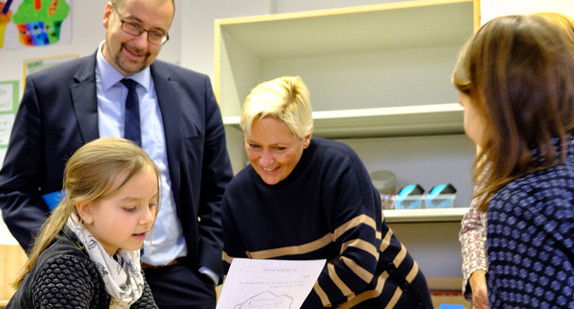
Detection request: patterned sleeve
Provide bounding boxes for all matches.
[459,196,488,301]
[133,270,159,308]
[32,256,97,308]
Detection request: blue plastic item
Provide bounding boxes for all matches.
[426,183,457,208]
[395,184,424,209]
[42,190,66,211]
[438,305,464,309]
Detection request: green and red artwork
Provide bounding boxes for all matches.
[1,0,70,48]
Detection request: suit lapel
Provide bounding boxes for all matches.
[151,63,182,191]
[70,53,99,143]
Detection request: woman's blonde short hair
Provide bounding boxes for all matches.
[240,76,314,139]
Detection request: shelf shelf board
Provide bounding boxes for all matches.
[383,207,468,223]
[216,0,474,59]
[223,103,464,139]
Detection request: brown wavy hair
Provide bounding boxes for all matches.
[452,13,574,212]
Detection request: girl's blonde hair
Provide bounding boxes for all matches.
[12,137,159,287]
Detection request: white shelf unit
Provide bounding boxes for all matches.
[214,0,478,221]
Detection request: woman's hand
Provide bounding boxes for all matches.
[469,270,489,309]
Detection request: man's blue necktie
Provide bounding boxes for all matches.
[121,79,141,146]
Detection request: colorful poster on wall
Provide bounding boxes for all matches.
[0,0,71,49]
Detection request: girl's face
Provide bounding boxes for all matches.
[245,117,311,185]
[459,91,487,147]
[78,166,158,256]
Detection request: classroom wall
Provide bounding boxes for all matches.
[481,0,574,24]
[0,0,184,244]
[0,0,573,284]
[182,0,406,80]
[2,0,573,117]
[0,0,182,87]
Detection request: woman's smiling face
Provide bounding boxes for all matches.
[245,117,310,185]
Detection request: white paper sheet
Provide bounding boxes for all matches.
[216,258,326,309]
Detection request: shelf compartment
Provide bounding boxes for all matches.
[215,0,475,118]
[216,0,474,60]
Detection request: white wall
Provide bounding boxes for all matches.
[0,0,182,86]
[481,0,574,24]
[180,0,271,79]
[0,0,184,244]
[1,0,574,280]
[2,0,573,102]
[181,0,415,80]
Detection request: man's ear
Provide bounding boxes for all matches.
[76,203,94,225]
[102,2,113,30]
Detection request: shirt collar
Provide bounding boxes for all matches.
[96,40,152,91]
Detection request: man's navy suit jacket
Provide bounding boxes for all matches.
[0,52,233,279]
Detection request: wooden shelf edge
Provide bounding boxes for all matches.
[427,277,464,291]
[312,103,462,119]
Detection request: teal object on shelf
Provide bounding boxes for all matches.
[395,184,424,209]
[426,183,457,208]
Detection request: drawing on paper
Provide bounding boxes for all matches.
[234,291,294,309]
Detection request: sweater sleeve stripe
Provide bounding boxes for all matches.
[313,281,331,306]
[222,251,233,264]
[405,260,419,283]
[391,243,420,283]
[380,229,393,251]
[247,214,379,260]
[248,233,333,259]
[391,243,407,267]
[327,262,354,296]
[386,286,403,308]
[334,214,376,240]
[337,267,403,309]
[341,238,379,260]
[341,256,374,283]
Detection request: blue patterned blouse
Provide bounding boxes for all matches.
[486,137,574,308]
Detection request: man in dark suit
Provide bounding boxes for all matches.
[0,0,232,308]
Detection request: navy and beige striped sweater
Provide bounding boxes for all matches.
[222,138,432,308]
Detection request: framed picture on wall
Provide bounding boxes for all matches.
[22,54,78,88]
[0,80,18,165]
[24,53,78,76]
[0,80,18,114]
